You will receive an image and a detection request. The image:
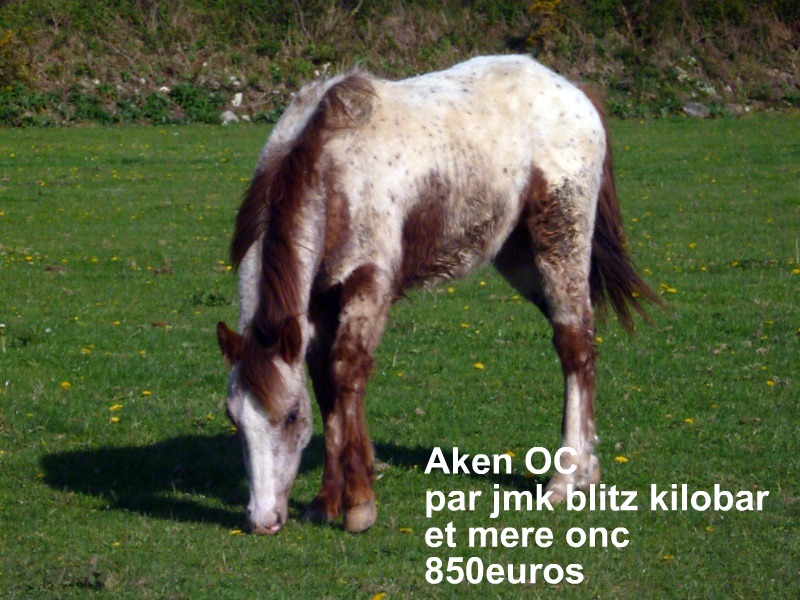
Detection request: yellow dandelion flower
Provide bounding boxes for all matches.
[766,380,775,388]
[662,554,674,562]
[615,456,628,463]
[504,450,515,458]
[473,362,484,370]
[792,268,800,275]
[229,529,243,535]
[142,390,152,397]
[684,417,694,424]
[109,403,123,412]
[460,323,469,329]
[110,416,120,423]
[398,527,413,534]
[689,243,696,249]
[660,283,677,294]
[447,287,455,294]
[595,336,603,344]
[705,525,714,532]
[371,593,387,600]
[60,381,71,390]
[731,260,739,267]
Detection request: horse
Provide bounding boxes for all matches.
[216,55,659,535]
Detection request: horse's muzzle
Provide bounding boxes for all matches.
[251,522,282,535]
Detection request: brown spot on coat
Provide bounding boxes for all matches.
[397,170,505,293]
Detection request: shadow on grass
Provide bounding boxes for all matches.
[41,433,250,530]
[41,434,545,531]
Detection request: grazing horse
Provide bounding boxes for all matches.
[216,55,659,535]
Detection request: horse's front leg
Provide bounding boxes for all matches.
[333,264,392,532]
[307,264,391,532]
[304,311,345,524]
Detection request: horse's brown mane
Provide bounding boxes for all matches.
[231,73,375,406]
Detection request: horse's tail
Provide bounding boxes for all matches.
[589,115,662,331]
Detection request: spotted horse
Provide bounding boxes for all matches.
[216,55,660,535]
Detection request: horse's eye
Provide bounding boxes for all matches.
[284,409,298,428]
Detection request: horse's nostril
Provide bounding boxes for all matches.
[252,522,282,535]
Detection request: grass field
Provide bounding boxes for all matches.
[1,112,798,598]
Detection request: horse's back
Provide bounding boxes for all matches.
[316,56,607,288]
[376,56,604,181]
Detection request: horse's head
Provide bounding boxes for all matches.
[216,319,312,535]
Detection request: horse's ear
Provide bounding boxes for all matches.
[278,316,303,364]
[217,321,243,365]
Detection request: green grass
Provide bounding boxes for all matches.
[1,113,798,597]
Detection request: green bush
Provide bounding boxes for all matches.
[169,84,224,124]
[143,92,171,124]
[0,0,797,125]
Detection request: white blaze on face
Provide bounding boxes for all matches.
[226,360,312,535]
[238,391,289,535]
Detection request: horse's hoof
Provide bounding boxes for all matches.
[546,456,601,503]
[546,479,569,504]
[343,499,377,533]
[301,505,333,524]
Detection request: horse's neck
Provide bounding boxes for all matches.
[237,201,324,337]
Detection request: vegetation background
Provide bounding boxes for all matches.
[1,0,799,125]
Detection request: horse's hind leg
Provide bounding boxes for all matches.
[494,175,600,501]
